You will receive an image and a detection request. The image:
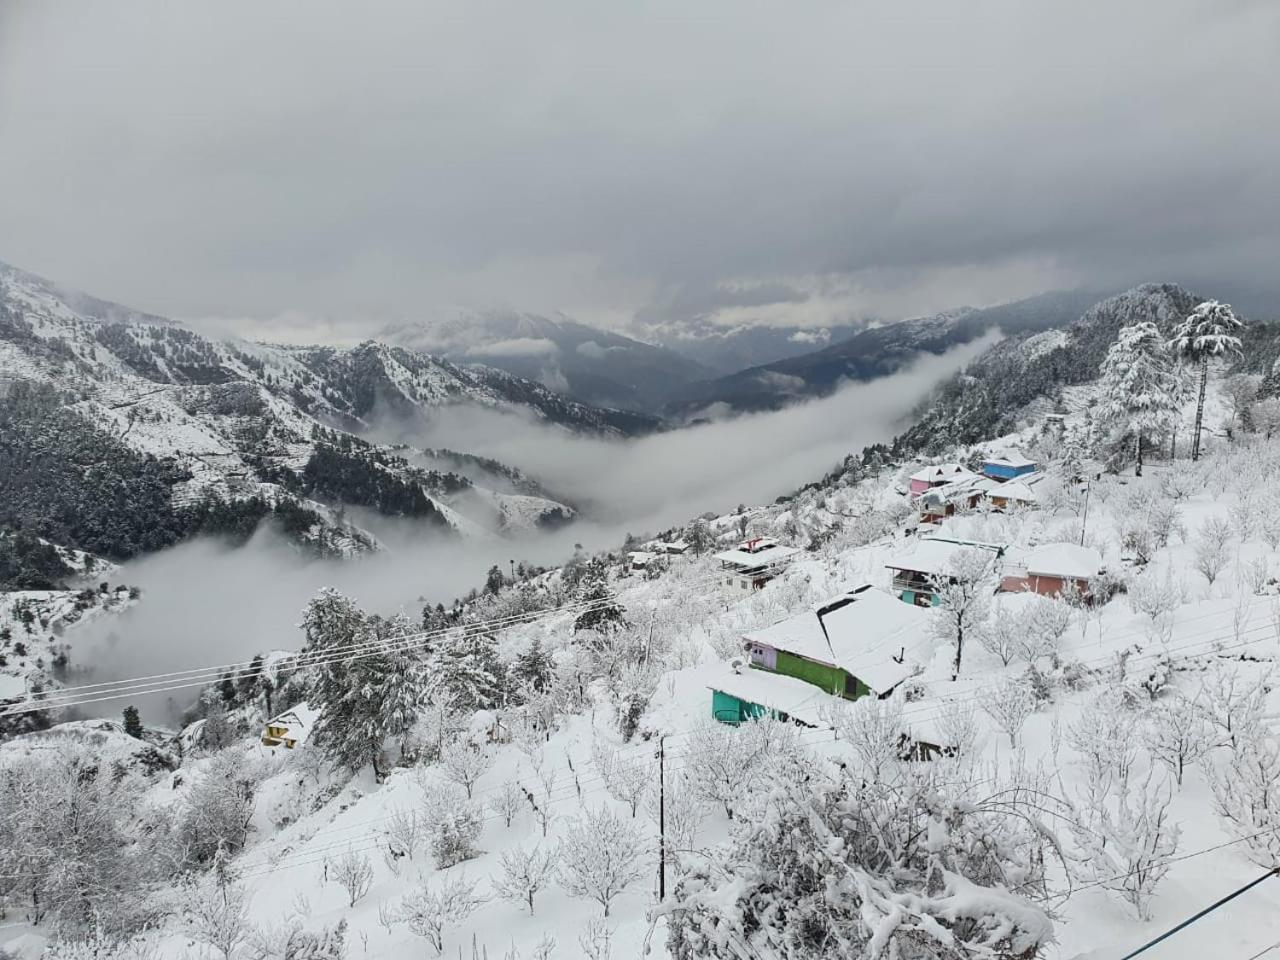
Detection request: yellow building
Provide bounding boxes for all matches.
[261,703,318,749]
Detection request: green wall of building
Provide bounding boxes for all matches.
[768,651,871,700]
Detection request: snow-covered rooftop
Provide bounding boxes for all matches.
[885,537,1005,577]
[706,664,831,727]
[714,538,800,570]
[909,463,976,484]
[263,702,319,745]
[744,585,934,694]
[1020,542,1103,579]
[983,453,1036,469]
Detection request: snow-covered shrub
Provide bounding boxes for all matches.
[578,917,614,960]
[663,757,1056,959]
[1193,515,1234,586]
[1126,569,1184,620]
[488,778,525,829]
[419,779,482,868]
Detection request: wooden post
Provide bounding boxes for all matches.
[658,735,667,902]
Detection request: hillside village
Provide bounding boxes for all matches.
[7,294,1280,959]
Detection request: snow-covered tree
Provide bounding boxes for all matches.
[593,741,649,817]
[645,771,705,856]
[0,742,148,928]
[1193,515,1233,586]
[1020,595,1073,665]
[1067,689,1139,794]
[1252,398,1280,440]
[432,629,504,712]
[1098,322,1182,475]
[1143,694,1211,786]
[493,843,558,915]
[687,518,715,556]
[513,637,555,693]
[183,876,253,960]
[978,602,1021,667]
[489,778,525,829]
[302,590,428,777]
[1211,735,1280,866]
[329,846,373,907]
[1127,569,1184,620]
[1072,770,1179,920]
[683,717,774,820]
[440,742,490,799]
[176,750,259,867]
[419,779,483,869]
[982,677,1035,748]
[1169,300,1244,460]
[399,874,482,955]
[1200,665,1269,748]
[828,695,907,782]
[1223,373,1261,432]
[557,805,647,917]
[384,806,424,862]
[929,547,998,679]
[573,564,627,635]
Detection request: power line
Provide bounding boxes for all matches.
[1118,868,1280,960]
[1,555,788,717]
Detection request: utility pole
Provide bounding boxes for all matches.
[658,735,667,901]
[1079,478,1092,548]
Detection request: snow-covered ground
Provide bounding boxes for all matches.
[7,357,1280,958]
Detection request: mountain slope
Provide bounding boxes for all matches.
[0,263,597,556]
[889,283,1204,457]
[384,310,711,413]
[664,290,1107,417]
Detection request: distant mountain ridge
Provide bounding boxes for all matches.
[0,261,662,560]
[662,290,1110,418]
[383,309,712,413]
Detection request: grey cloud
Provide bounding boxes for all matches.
[1,0,1278,336]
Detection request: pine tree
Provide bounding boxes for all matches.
[433,629,503,711]
[514,637,555,693]
[302,590,427,777]
[686,518,714,556]
[485,564,505,596]
[573,564,626,634]
[1168,300,1243,461]
[1098,322,1181,477]
[122,704,143,739]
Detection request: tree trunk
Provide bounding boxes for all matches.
[952,626,963,681]
[1192,357,1208,461]
[1135,433,1143,477]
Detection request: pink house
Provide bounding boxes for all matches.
[908,463,977,497]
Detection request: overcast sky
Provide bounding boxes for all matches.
[1,0,1277,341]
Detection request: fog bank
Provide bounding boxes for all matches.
[74,338,993,721]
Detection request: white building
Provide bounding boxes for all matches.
[714,537,800,593]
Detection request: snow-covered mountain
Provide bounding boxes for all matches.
[663,289,1106,418]
[0,262,619,558]
[634,314,866,375]
[383,310,712,414]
